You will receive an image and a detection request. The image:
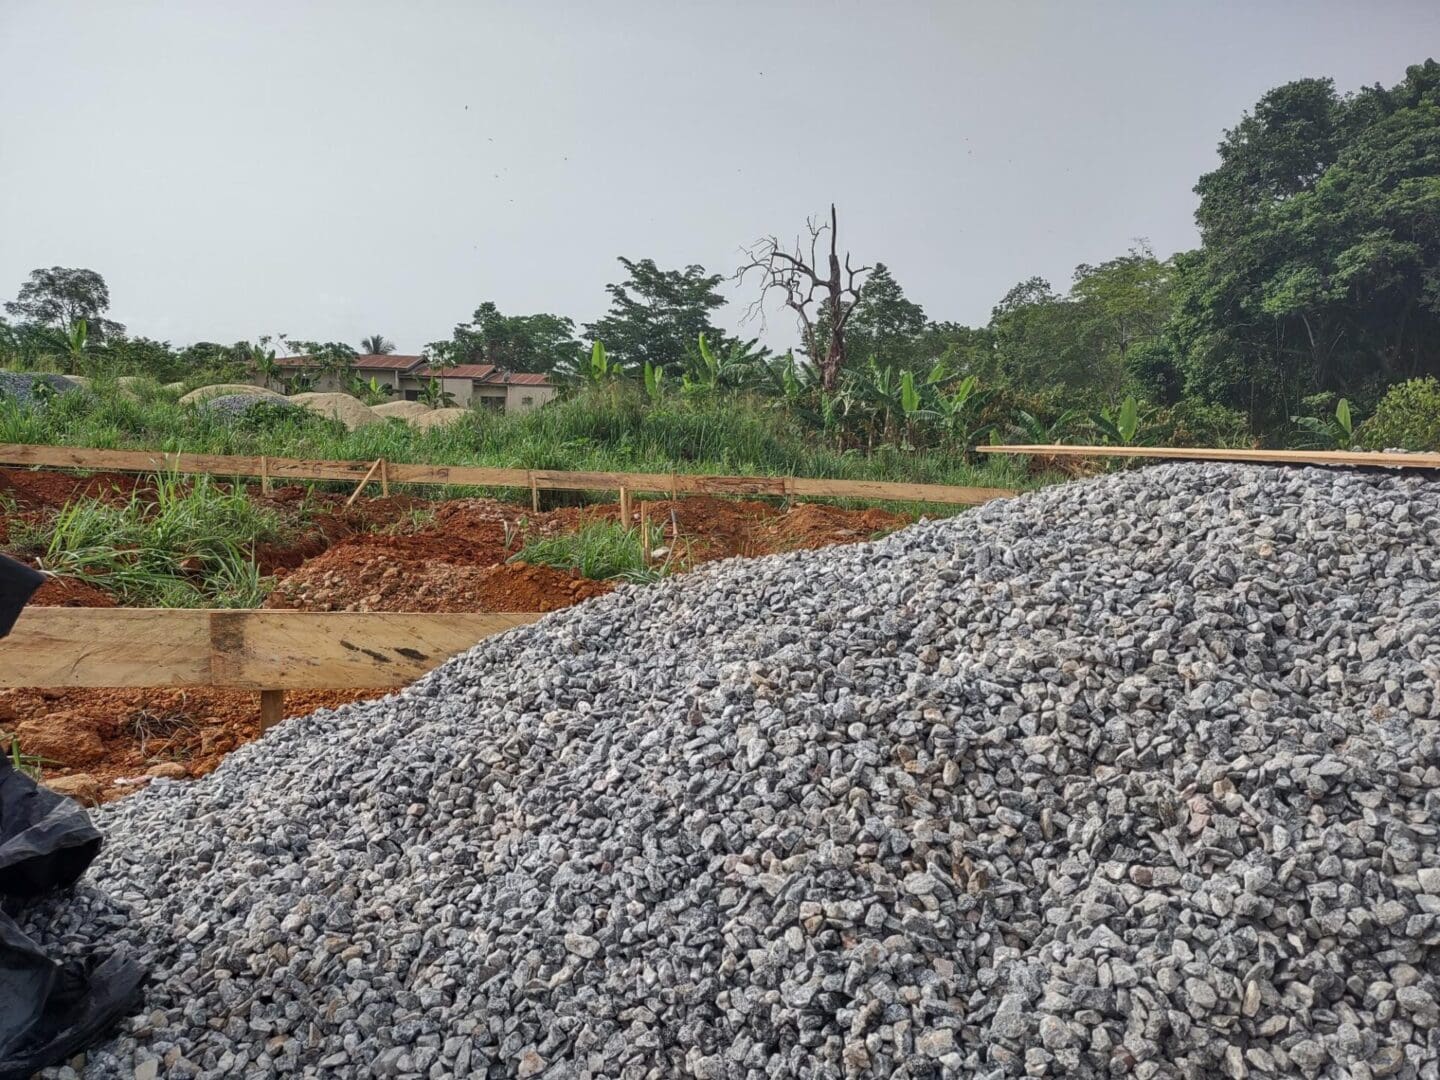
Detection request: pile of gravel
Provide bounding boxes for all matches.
[27,463,1440,1079]
[193,393,298,419]
[0,369,82,406]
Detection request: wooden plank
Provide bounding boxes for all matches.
[0,443,1018,506]
[210,611,546,689]
[258,689,284,732]
[977,444,1440,469]
[786,477,1016,505]
[0,607,211,687]
[0,609,544,689]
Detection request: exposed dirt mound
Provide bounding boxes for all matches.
[371,400,432,420]
[0,686,384,804]
[0,467,147,510]
[29,574,117,607]
[409,406,470,429]
[264,537,606,612]
[290,391,380,431]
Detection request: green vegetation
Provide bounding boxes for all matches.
[512,520,670,583]
[0,376,1035,490]
[3,59,1438,459]
[1356,378,1440,451]
[8,472,285,607]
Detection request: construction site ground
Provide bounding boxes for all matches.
[0,467,912,802]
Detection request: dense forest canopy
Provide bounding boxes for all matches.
[3,59,1438,451]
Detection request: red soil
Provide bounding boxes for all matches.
[3,473,913,802]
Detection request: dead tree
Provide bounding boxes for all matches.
[738,204,871,393]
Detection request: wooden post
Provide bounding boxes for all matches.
[619,486,631,528]
[345,459,383,508]
[640,501,651,561]
[379,458,388,498]
[530,475,540,514]
[259,689,284,732]
[260,455,270,495]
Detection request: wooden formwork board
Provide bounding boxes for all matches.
[977,444,1440,469]
[0,443,1015,506]
[0,608,544,690]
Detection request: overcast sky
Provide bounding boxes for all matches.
[2,2,1436,354]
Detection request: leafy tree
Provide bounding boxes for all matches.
[359,334,395,355]
[1175,60,1440,428]
[280,339,358,377]
[434,302,581,373]
[5,267,124,341]
[584,258,732,372]
[985,277,1089,391]
[830,263,929,372]
[1069,243,1175,392]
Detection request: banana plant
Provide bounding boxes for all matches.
[588,341,615,384]
[1291,398,1354,449]
[643,360,666,403]
[59,319,89,374]
[933,374,996,449]
[1009,406,1084,444]
[349,374,395,405]
[1092,395,1142,446]
[418,377,457,408]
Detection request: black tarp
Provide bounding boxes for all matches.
[0,555,145,1078]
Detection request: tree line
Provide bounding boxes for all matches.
[3,58,1438,450]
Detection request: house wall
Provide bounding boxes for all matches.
[276,369,404,395]
[505,384,556,413]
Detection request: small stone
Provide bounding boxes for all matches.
[516,1048,546,1077]
[563,932,600,959]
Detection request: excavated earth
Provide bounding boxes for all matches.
[1,471,909,803]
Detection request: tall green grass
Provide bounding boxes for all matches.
[15,472,284,607]
[512,520,669,582]
[0,379,1035,494]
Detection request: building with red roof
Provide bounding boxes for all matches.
[269,354,557,413]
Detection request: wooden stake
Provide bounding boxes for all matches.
[259,689,284,732]
[640,501,651,561]
[379,458,388,498]
[618,486,631,527]
[530,475,540,513]
[345,458,382,507]
[260,455,270,494]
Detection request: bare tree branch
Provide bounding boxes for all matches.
[735,205,871,392]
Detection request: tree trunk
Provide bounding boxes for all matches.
[822,328,845,393]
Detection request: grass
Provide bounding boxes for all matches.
[512,520,671,582]
[0,377,1041,497]
[2,731,49,780]
[14,471,286,607]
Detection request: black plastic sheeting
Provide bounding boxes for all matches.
[0,555,145,1078]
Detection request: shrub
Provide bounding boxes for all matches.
[1356,378,1440,451]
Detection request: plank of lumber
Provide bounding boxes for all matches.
[0,609,544,689]
[976,445,1440,469]
[0,443,1018,506]
[786,477,1016,505]
[208,610,544,688]
[0,607,212,687]
[258,689,284,732]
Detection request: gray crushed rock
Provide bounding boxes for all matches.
[25,462,1440,1078]
[0,369,82,405]
[193,392,297,418]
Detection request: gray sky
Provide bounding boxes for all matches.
[2,1,1436,354]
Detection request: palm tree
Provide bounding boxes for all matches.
[360,334,395,355]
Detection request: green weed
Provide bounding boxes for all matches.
[36,471,283,607]
[512,520,670,582]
